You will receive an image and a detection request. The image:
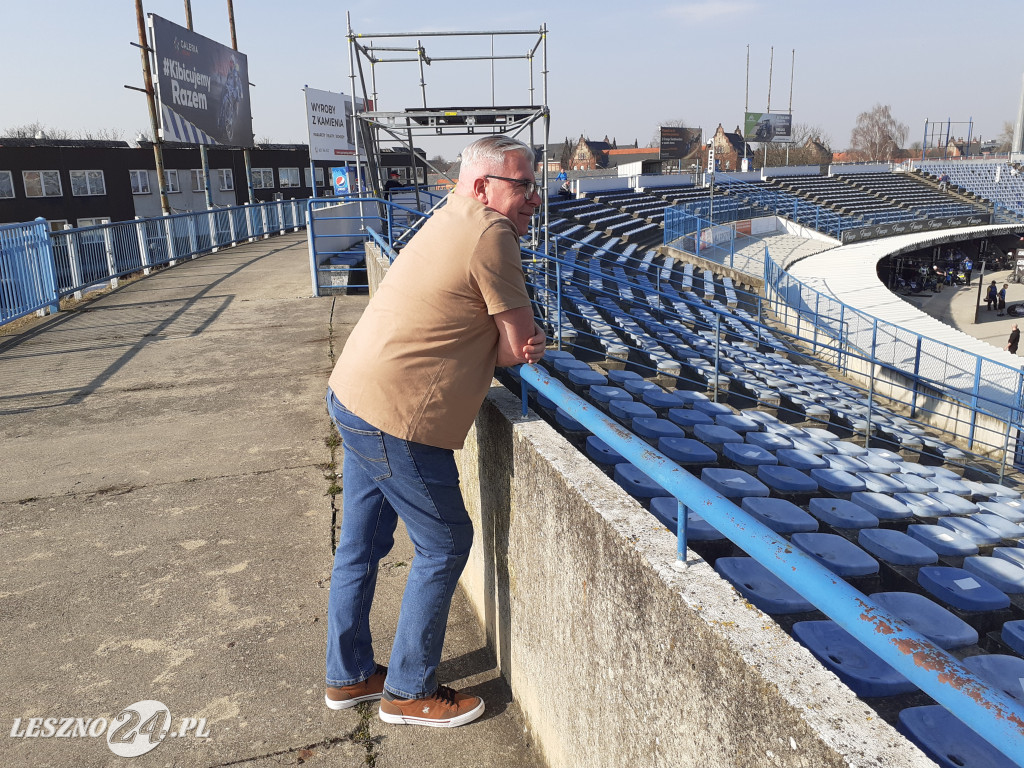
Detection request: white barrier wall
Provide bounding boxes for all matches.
[576,176,632,195]
[310,201,366,256]
[762,164,822,178]
[718,171,762,183]
[640,173,695,188]
[830,163,892,175]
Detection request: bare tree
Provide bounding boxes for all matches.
[849,104,908,162]
[996,121,1015,152]
[2,121,74,139]
[758,123,833,168]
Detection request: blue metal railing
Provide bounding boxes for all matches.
[517,363,1024,767]
[1,199,306,327]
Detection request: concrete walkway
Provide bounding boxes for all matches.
[0,233,543,767]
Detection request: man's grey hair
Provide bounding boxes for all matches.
[457,136,535,178]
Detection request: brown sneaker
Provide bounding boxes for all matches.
[378,685,484,728]
[325,665,387,710]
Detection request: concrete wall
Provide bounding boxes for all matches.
[762,165,822,178]
[457,386,934,768]
[641,173,696,188]
[718,170,763,183]
[830,163,892,176]
[577,176,632,195]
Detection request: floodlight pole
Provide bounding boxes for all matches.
[184,0,215,211]
[135,0,171,216]
[226,0,254,205]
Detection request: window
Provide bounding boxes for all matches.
[77,217,110,228]
[191,169,206,193]
[48,220,69,232]
[69,170,106,197]
[304,167,324,188]
[252,168,274,189]
[130,170,151,195]
[279,168,300,188]
[23,170,62,198]
[216,168,234,191]
[0,171,13,198]
[164,169,180,193]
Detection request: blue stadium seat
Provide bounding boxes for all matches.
[857,472,911,494]
[907,525,980,557]
[554,408,587,435]
[808,497,879,529]
[756,465,818,500]
[631,417,685,442]
[809,468,867,497]
[917,566,1010,612]
[692,400,734,417]
[793,621,914,697]
[776,449,829,472]
[608,399,656,423]
[740,497,818,534]
[721,442,778,472]
[850,492,913,521]
[567,368,608,390]
[962,557,1024,595]
[972,514,1024,542]
[869,592,978,649]
[893,492,953,518]
[613,463,666,501]
[714,557,815,614]
[1003,620,1024,656]
[588,385,632,406]
[960,654,1024,703]
[700,468,770,500]
[666,408,715,435]
[649,497,726,541]
[790,533,879,578]
[898,705,1018,768]
[658,437,718,471]
[832,441,869,457]
[606,369,644,386]
[938,518,1002,548]
[858,529,938,566]
[993,546,1024,569]
[715,413,760,434]
[978,501,1024,524]
[623,378,661,396]
[552,357,592,375]
[746,432,794,452]
[823,454,869,473]
[641,388,685,410]
[692,423,744,452]
[585,436,624,468]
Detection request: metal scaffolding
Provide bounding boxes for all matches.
[344,17,551,244]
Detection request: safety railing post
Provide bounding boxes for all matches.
[208,209,218,251]
[261,204,270,239]
[34,218,59,315]
[228,206,237,245]
[968,356,982,449]
[134,217,151,276]
[102,226,119,289]
[164,217,177,266]
[306,205,320,297]
[911,336,923,417]
[277,200,285,234]
[675,499,688,570]
[187,215,199,259]
[713,312,722,403]
[555,260,563,351]
[64,223,85,299]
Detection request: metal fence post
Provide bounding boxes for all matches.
[306,205,320,297]
[64,223,84,299]
[207,210,218,252]
[713,312,722,403]
[102,226,119,289]
[968,356,982,449]
[164,217,177,266]
[911,336,923,417]
[556,260,563,351]
[134,217,151,276]
[34,218,59,315]
[187,215,199,259]
[228,206,238,245]
[261,204,270,239]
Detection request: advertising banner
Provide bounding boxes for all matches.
[839,213,991,244]
[743,112,793,144]
[659,126,702,160]
[149,14,253,147]
[304,88,365,160]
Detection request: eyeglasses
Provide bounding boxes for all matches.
[484,174,538,199]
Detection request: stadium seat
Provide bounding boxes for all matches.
[869,591,978,650]
[714,557,815,614]
[858,529,938,567]
[793,621,914,698]
[917,566,1010,612]
[740,497,818,534]
[613,463,666,501]
[808,497,879,529]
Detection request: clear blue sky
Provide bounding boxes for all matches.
[3,0,1022,156]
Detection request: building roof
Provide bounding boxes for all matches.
[0,137,131,149]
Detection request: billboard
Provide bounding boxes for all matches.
[659,126,702,160]
[149,14,253,147]
[743,112,793,144]
[304,88,366,160]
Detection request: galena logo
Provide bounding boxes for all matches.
[9,700,210,758]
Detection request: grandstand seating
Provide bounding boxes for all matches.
[505,203,1024,758]
[918,160,1024,216]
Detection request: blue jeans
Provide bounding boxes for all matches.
[325,389,473,699]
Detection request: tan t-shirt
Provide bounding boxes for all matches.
[329,193,531,449]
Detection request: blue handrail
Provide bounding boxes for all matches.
[518,362,1024,766]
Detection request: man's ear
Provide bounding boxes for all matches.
[470,175,489,203]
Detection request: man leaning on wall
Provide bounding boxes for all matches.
[323,135,546,727]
